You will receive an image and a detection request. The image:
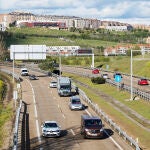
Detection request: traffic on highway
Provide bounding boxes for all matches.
[1,65,135,150]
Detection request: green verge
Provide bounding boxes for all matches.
[0,102,13,148]
[63,72,150,149]
[0,74,14,148]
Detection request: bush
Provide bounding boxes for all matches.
[91,77,105,84]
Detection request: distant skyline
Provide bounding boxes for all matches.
[0,0,149,25]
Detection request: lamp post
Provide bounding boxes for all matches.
[91,53,94,68]
[59,51,61,77]
[130,49,146,100]
[130,49,133,100]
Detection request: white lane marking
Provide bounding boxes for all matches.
[85,109,91,116]
[58,104,60,108]
[62,114,66,118]
[26,79,41,143]
[104,130,123,150]
[70,129,75,136]
[36,119,41,143]
[84,109,123,150]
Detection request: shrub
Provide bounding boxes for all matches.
[91,77,105,84]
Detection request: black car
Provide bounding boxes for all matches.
[29,74,38,80]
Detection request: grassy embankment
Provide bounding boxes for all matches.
[0,77,13,148]
[7,27,117,48]
[63,72,150,149]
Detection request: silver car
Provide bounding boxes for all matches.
[41,121,61,137]
[69,96,83,110]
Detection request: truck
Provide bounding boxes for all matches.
[57,77,72,96]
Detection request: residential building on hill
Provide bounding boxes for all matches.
[104,44,150,56]
[0,11,132,30]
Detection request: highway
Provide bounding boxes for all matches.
[61,66,150,93]
[3,65,132,150]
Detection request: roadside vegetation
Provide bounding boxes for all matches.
[0,74,14,149]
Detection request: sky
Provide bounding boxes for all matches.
[0,0,150,25]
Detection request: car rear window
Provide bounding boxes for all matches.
[45,123,57,128]
[72,99,81,104]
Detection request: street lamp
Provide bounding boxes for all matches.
[130,49,133,100]
[59,51,61,76]
[130,49,147,100]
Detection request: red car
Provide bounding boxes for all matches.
[92,69,99,74]
[138,78,149,85]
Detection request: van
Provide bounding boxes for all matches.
[21,68,29,76]
[80,115,104,139]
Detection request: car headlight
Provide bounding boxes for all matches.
[85,129,89,132]
[100,128,103,132]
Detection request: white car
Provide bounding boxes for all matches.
[49,81,57,88]
[101,73,109,79]
[21,68,29,76]
[41,121,61,137]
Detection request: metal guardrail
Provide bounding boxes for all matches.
[13,101,22,150]
[0,68,20,81]
[106,79,150,101]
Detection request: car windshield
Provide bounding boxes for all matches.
[72,99,81,104]
[51,81,57,84]
[45,122,58,128]
[22,70,27,72]
[85,119,102,126]
[141,79,147,81]
[60,85,70,89]
[31,75,35,77]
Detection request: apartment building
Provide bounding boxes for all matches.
[104,44,150,56]
[101,21,133,31]
[2,11,102,29]
[0,11,135,30]
[133,24,150,31]
[9,11,35,22]
[0,14,12,30]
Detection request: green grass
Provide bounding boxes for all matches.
[7,27,118,48]
[64,72,150,149]
[0,102,13,148]
[8,27,79,36]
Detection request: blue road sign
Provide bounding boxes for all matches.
[115,75,122,82]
